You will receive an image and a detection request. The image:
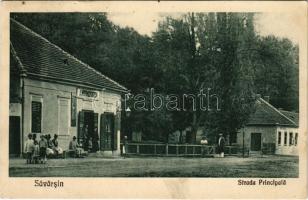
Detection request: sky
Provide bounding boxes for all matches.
[107,12,299,44]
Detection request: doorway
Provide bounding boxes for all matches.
[9,116,21,156]
[250,133,261,151]
[100,113,115,151]
[78,110,98,151]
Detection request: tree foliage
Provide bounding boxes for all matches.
[11,13,299,144]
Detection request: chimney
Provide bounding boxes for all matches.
[256,94,261,99]
[264,96,270,103]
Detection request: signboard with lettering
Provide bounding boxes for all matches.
[77,89,99,99]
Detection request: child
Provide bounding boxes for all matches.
[39,135,48,164]
[32,140,40,164]
[24,133,34,164]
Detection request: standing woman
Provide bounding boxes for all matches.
[83,125,89,151]
[52,134,63,156]
[39,135,48,164]
[24,133,34,164]
[92,128,99,152]
[217,133,225,158]
[46,134,54,157]
[123,136,128,158]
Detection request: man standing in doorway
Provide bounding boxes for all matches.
[83,125,89,151]
[217,133,225,158]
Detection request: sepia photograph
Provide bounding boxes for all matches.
[8,11,300,178]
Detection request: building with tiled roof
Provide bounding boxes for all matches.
[9,19,128,157]
[10,19,127,93]
[237,97,299,155]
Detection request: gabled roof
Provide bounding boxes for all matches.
[280,110,299,125]
[246,98,298,127]
[10,19,128,93]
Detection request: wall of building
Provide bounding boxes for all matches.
[237,126,277,150]
[237,125,298,155]
[275,126,298,155]
[21,78,122,155]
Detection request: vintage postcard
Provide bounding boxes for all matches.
[0,1,307,199]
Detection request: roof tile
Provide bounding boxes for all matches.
[10,19,128,93]
[247,98,298,127]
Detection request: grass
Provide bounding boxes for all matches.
[9,155,298,177]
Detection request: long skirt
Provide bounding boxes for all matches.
[217,145,224,154]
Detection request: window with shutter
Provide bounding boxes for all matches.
[295,133,298,146]
[278,131,281,145]
[284,132,288,146]
[31,101,42,133]
[289,132,293,146]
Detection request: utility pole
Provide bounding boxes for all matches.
[242,130,245,158]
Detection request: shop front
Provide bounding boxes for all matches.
[9,19,128,157]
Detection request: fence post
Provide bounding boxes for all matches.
[166,144,168,156]
[136,144,140,155]
[185,144,187,155]
[176,144,179,156]
[154,144,157,155]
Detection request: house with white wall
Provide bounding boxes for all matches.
[9,19,128,157]
[237,97,298,155]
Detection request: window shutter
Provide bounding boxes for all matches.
[100,114,106,150]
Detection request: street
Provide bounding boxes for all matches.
[9,155,298,177]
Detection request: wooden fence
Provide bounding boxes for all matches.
[120,143,244,157]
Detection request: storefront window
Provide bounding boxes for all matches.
[284,132,287,146]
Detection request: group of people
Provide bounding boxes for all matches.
[25,132,226,162]
[24,133,63,164]
[82,125,99,153]
[68,136,85,158]
[200,133,226,158]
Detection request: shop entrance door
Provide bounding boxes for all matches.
[78,110,98,151]
[100,113,115,151]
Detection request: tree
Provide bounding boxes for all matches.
[12,13,299,144]
[254,36,299,111]
[152,13,257,143]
